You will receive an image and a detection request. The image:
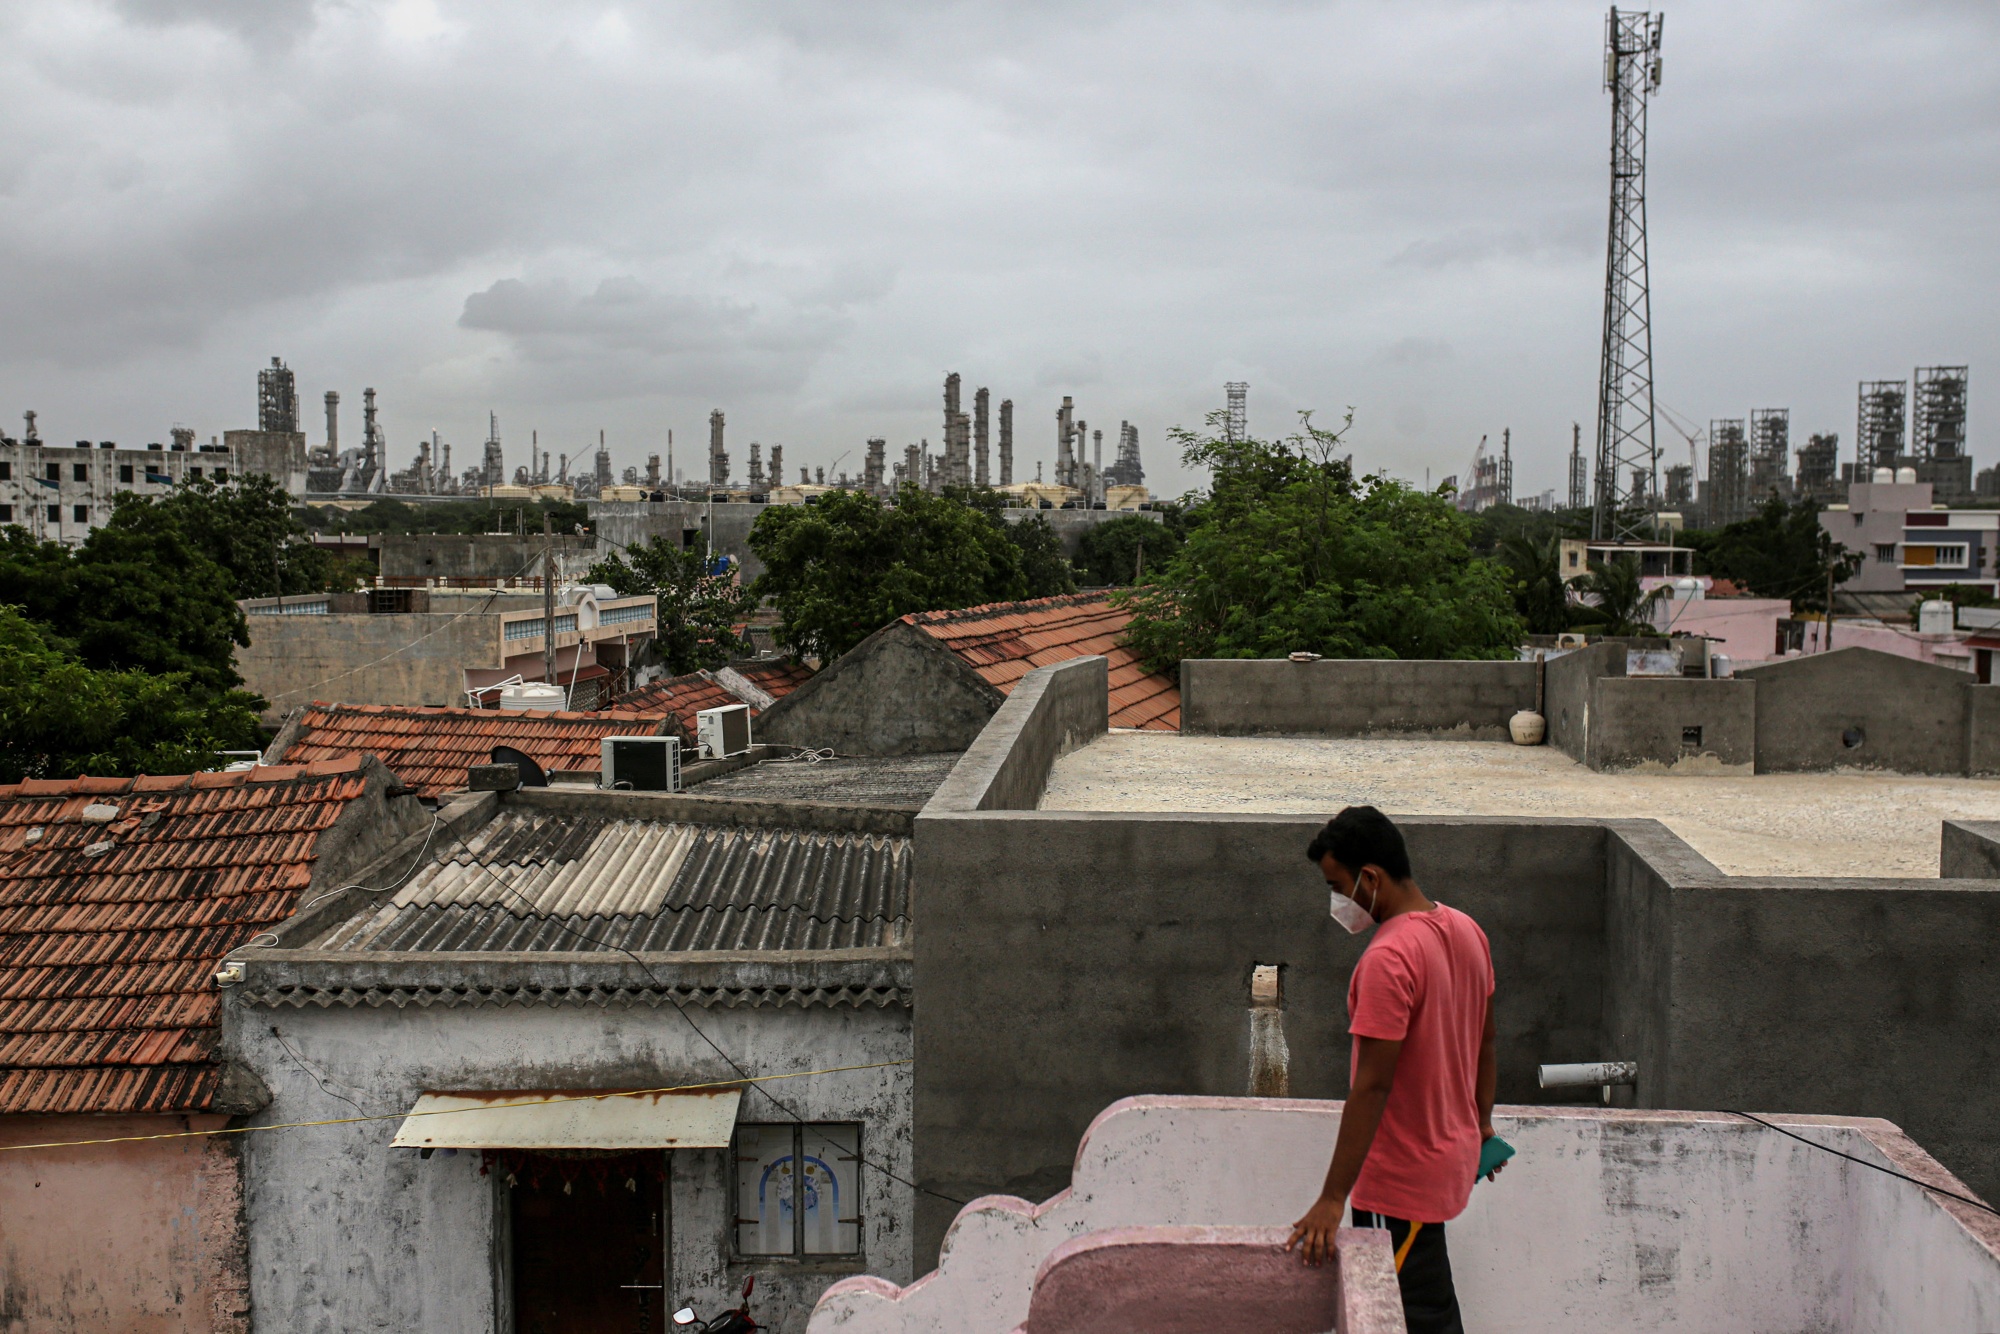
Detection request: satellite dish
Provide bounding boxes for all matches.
[490,745,547,787]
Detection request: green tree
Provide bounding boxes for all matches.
[748,486,1036,661]
[0,606,263,782]
[586,536,757,676]
[1498,532,1575,635]
[1570,556,1669,636]
[0,506,253,696]
[951,488,1077,598]
[1119,414,1525,669]
[300,496,591,537]
[158,475,367,597]
[1075,514,1183,587]
[1683,498,1860,613]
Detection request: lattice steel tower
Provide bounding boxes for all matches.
[1592,8,1665,541]
[1224,382,1248,443]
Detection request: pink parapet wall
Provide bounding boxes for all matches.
[0,1113,249,1333]
[809,1096,2000,1334]
[1016,1226,1400,1334]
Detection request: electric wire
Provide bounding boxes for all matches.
[0,1061,909,1154]
[1724,1110,2000,1220]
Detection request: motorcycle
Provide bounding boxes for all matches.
[672,1275,759,1334]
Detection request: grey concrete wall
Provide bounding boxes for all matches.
[1180,659,1536,738]
[1968,687,2000,776]
[1736,648,1971,774]
[1000,507,1161,558]
[1940,820,2000,879]
[377,532,595,580]
[1661,876,2000,1207]
[1586,678,1757,772]
[1544,642,1623,764]
[756,623,1004,756]
[909,808,1610,1264]
[592,500,770,582]
[927,657,1107,812]
[236,612,501,716]
[226,976,911,1334]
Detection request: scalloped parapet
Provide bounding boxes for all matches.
[811,1097,2000,1334]
[810,1095,1342,1334]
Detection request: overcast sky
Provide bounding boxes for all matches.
[2,0,1994,500]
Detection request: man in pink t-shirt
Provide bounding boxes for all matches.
[1287,806,1498,1334]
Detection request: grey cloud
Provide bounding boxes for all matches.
[459,276,851,399]
[0,0,1994,500]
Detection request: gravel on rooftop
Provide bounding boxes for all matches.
[1040,733,2000,878]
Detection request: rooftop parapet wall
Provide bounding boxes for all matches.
[926,657,1108,813]
[816,1096,2000,1334]
[1179,658,1536,738]
[909,682,2000,1266]
[1736,647,1989,775]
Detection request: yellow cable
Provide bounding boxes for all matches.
[0,1058,910,1154]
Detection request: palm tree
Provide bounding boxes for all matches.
[1573,555,1668,637]
[1499,532,1574,636]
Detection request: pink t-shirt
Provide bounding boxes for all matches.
[1346,903,1494,1223]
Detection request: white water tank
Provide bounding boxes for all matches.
[1919,600,1955,636]
[1671,576,1703,601]
[1896,466,1919,484]
[499,682,567,712]
[1873,467,1895,483]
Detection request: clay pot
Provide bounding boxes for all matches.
[1509,710,1546,746]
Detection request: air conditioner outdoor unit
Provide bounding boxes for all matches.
[600,735,680,792]
[696,704,752,760]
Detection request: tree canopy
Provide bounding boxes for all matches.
[586,536,757,676]
[1682,498,1860,612]
[0,605,263,782]
[1075,512,1185,586]
[1119,414,1525,669]
[748,486,1072,662]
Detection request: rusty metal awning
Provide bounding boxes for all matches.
[391,1086,743,1150]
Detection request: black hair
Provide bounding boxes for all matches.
[1305,805,1412,881]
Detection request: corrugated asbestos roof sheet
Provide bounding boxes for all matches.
[0,760,374,1114]
[904,592,1181,729]
[616,660,814,740]
[314,807,908,953]
[274,702,670,797]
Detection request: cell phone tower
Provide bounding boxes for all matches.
[1224,382,1249,443]
[1591,8,1665,541]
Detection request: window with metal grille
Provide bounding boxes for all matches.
[599,602,653,626]
[733,1123,862,1257]
[1904,544,1967,568]
[504,613,577,642]
[1873,543,1896,563]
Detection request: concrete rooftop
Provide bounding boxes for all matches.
[1039,733,2000,877]
[694,752,962,806]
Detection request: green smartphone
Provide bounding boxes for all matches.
[1477,1135,1516,1182]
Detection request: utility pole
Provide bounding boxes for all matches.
[542,511,557,688]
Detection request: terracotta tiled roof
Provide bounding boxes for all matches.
[271,702,671,797]
[0,760,375,1115]
[903,592,1180,730]
[617,660,815,740]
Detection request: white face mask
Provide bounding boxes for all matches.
[1329,875,1378,935]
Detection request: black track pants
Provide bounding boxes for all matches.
[1351,1208,1465,1334]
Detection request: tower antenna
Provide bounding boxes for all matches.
[1592,7,1665,541]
